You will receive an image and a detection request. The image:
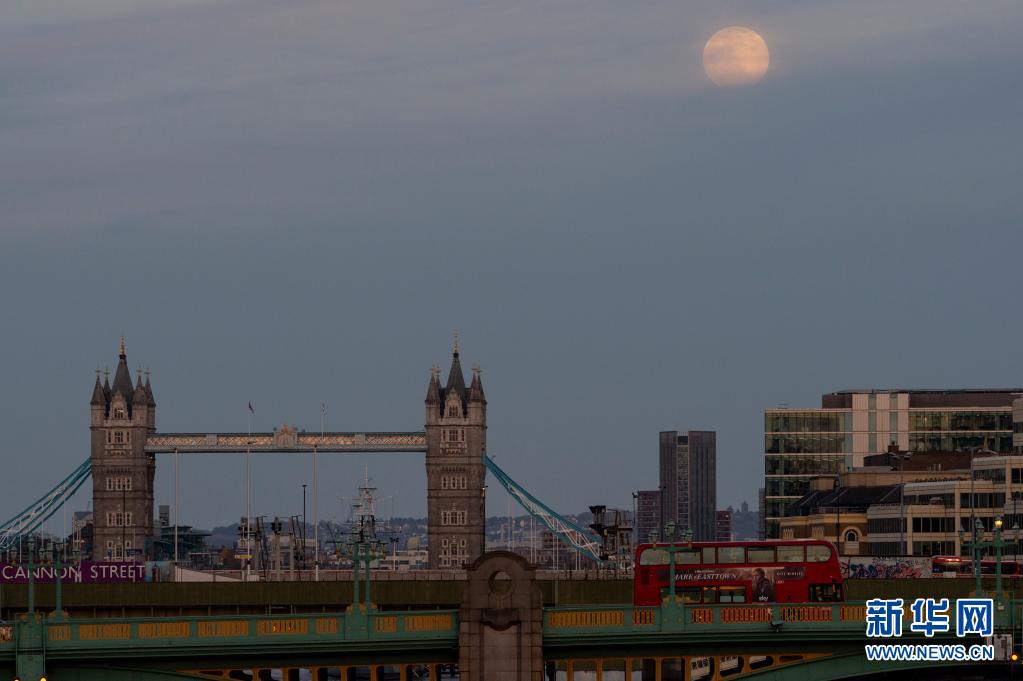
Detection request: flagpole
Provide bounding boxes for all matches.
[315,401,326,581]
[313,445,319,582]
[246,404,252,581]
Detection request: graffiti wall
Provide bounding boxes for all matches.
[841,556,931,579]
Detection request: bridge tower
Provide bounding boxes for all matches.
[89,339,156,561]
[425,336,487,568]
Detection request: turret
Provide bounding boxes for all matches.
[425,365,441,424]
[145,370,156,431]
[132,374,148,423]
[468,365,485,421]
[90,371,106,426]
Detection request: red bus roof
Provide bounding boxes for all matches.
[636,539,837,550]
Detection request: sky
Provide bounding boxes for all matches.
[1,0,1022,532]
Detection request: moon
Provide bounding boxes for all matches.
[702,26,770,87]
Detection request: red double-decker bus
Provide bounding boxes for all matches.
[633,540,844,606]
[932,556,1023,577]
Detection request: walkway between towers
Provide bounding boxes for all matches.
[0,435,605,566]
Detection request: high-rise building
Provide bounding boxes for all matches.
[716,510,732,541]
[764,389,1022,538]
[634,490,661,543]
[659,430,716,541]
[758,487,766,540]
[89,339,156,561]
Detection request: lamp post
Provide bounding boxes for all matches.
[302,483,308,570]
[660,521,693,605]
[959,515,1016,602]
[663,521,678,603]
[959,518,985,598]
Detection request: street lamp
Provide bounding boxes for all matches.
[959,518,985,598]
[959,515,1016,603]
[302,484,308,570]
[995,517,1004,599]
[659,521,693,605]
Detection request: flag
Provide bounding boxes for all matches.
[248,402,254,413]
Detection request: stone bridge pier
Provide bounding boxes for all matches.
[460,552,543,681]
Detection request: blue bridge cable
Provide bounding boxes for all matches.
[14,464,92,540]
[0,459,92,546]
[0,458,89,531]
[0,458,92,550]
[0,459,91,540]
[0,458,91,534]
[483,454,604,563]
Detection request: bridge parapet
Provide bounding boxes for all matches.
[544,602,907,638]
[0,609,458,661]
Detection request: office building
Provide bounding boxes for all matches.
[716,510,732,541]
[730,501,761,541]
[785,454,1023,558]
[764,389,1022,538]
[1015,397,1023,453]
[634,490,661,543]
[659,430,716,540]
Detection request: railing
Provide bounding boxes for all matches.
[0,610,458,655]
[543,602,879,637]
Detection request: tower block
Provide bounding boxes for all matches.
[89,339,157,560]
[425,339,487,568]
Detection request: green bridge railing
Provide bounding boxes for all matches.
[543,602,869,639]
[0,608,459,665]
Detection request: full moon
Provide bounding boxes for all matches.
[702,26,770,87]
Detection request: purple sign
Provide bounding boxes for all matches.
[0,561,146,584]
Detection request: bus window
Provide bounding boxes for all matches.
[718,587,746,603]
[809,584,842,602]
[806,545,832,563]
[640,549,668,565]
[747,547,775,563]
[718,547,744,563]
[776,545,805,563]
[701,547,716,564]
[680,588,702,604]
[678,549,700,565]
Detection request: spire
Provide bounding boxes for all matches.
[426,364,441,404]
[145,369,155,407]
[133,372,147,405]
[445,345,466,398]
[119,336,126,360]
[468,363,485,403]
[453,329,460,356]
[110,341,134,412]
[90,369,106,406]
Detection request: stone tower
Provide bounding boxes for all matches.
[89,339,156,560]
[425,336,487,568]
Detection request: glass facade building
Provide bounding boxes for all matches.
[764,389,1022,539]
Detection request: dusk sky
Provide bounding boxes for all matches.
[2,0,1021,532]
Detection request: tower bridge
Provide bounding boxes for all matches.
[85,337,486,568]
